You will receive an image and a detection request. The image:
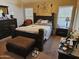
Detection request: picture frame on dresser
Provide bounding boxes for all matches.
[0,5,8,14]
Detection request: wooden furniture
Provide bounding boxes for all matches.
[58,49,79,59]
[58,37,79,59]
[6,36,35,59]
[58,52,73,59]
[0,19,17,39]
[12,13,54,51]
[33,13,54,32]
[56,28,68,37]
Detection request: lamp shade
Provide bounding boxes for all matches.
[66,17,70,21]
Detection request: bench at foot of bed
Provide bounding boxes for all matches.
[6,36,35,58]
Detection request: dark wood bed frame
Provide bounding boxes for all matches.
[12,13,54,51]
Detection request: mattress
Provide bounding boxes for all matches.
[16,24,52,40]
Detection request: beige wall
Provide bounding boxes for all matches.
[23,0,76,15]
[23,0,77,31]
[0,0,24,26]
[23,1,53,16]
[0,0,76,27]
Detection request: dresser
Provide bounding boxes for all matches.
[0,19,17,39]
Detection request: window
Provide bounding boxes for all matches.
[25,8,33,23]
[57,6,73,29]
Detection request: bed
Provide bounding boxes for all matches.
[12,13,54,51]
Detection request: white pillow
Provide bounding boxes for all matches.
[36,19,42,23]
[41,20,48,24]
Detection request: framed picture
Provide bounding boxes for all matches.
[0,5,8,14]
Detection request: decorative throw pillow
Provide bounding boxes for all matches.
[41,20,48,24]
[36,19,42,23]
[24,19,32,25]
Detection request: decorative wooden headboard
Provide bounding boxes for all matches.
[33,13,54,23]
[33,13,54,34]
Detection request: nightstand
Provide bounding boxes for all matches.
[56,28,68,37]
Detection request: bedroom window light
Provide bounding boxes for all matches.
[57,6,73,29]
[25,8,33,23]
